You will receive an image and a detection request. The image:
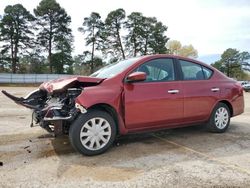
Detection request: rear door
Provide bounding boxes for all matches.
[178,59,220,123]
[124,58,184,129]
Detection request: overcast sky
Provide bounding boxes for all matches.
[0,0,250,57]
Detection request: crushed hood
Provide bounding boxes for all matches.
[40,76,104,93]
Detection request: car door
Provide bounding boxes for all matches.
[123,58,184,129]
[178,59,220,123]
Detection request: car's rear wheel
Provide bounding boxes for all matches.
[207,102,230,133]
[69,109,116,155]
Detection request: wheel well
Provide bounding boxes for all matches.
[89,104,120,134]
[219,100,233,117]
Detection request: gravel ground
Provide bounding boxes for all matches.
[0,87,250,188]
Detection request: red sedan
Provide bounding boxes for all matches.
[2,55,244,155]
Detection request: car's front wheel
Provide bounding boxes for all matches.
[207,102,230,133]
[69,109,117,155]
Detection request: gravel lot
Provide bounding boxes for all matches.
[0,87,250,188]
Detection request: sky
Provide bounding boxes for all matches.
[0,0,250,58]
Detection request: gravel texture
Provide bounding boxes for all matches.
[0,87,250,187]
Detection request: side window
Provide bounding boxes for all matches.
[136,58,175,82]
[202,66,213,79]
[180,60,204,80]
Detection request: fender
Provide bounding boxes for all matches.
[75,85,128,135]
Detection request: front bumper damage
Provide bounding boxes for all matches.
[1,76,104,136]
[2,89,86,136]
[2,90,40,110]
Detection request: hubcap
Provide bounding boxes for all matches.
[215,107,229,129]
[80,117,111,151]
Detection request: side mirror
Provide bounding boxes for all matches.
[126,72,146,82]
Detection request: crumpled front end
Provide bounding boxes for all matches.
[1,76,103,136]
[2,88,85,135]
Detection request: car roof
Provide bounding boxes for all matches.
[137,54,210,68]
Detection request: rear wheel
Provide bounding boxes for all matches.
[207,103,230,133]
[69,109,116,155]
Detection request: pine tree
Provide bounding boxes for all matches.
[34,0,73,73]
[102,9,126,60]
[0,4,35,73]
[78,12,104,73]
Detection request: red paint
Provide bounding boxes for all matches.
[40,76,104,93]
[42,55,245,135]
[126,72,147,82]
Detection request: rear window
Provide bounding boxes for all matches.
[180,60,213,80]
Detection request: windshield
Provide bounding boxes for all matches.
[90,57,140,78]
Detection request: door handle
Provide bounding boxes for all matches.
[211,88,220,92]
[168,89,179,94]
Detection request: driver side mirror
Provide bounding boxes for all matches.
[126,72,147,82]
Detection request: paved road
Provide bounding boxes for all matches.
[0,87,250,187]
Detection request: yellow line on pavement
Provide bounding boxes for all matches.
[153,134,250,176]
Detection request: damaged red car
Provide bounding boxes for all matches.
[2,55,244,155]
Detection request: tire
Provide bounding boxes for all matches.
[207,102,231,133]
[69,109,117,156]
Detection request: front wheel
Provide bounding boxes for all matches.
[207,103,231,133]
[69,109,117,155]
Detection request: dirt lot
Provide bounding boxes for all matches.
[0,87,250,188]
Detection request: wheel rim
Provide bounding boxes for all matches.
[215,107,229,129]
[80,117,111,151]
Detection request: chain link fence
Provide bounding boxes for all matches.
[0,73,73,84]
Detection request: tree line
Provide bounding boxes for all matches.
[1,0,249,79]
[0,0,199,75]
[0,0,73,74]
[211,48,250,80]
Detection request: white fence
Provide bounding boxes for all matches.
[0,73,73,83]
